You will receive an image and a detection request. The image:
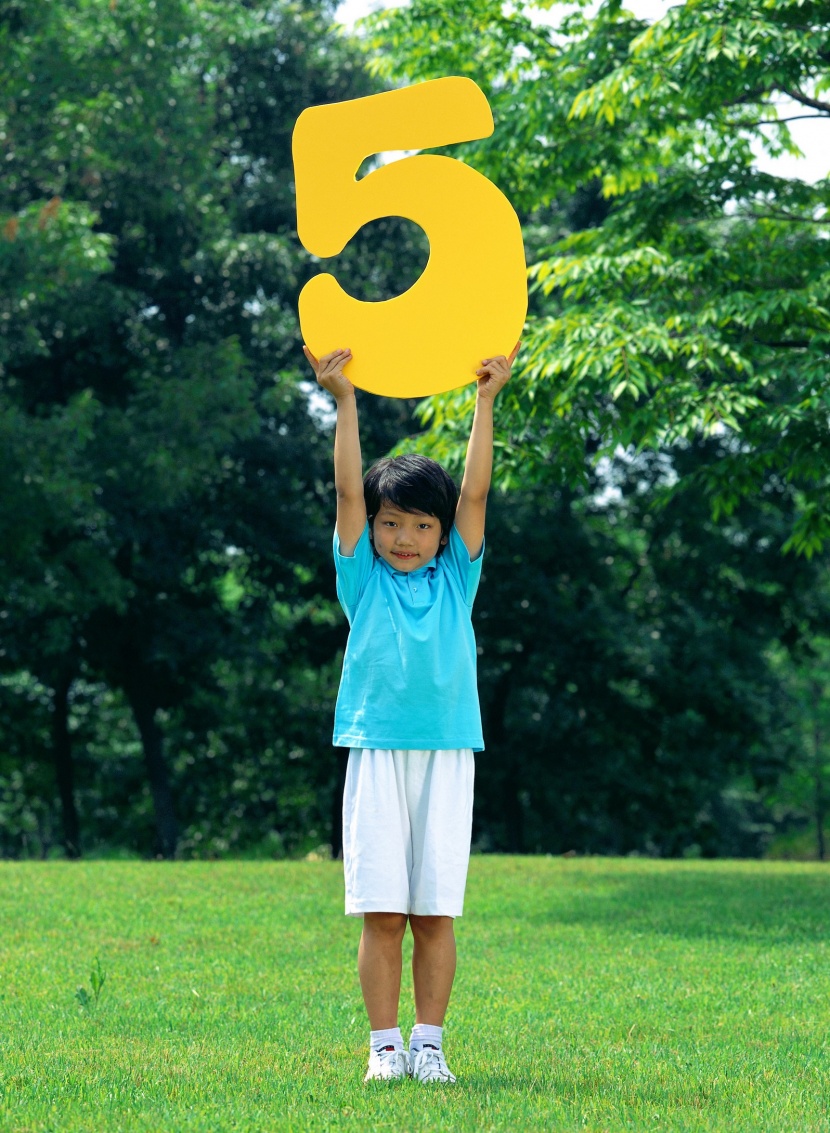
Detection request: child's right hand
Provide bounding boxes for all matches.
[303,346,354,400]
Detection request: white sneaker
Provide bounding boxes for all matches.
[364,1045,410,1082]
[410,1044,457,1083]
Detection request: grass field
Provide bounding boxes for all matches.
[1,856,829,1132]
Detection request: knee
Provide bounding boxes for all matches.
[409,914,454,940]
[363,911,408,938]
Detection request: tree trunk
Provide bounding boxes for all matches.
[125,682,178,858]
[52,671,81,859]
[330,747,350,860]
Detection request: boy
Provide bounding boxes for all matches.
[303,340,519,1084]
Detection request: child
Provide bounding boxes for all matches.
[303,340,520,1084]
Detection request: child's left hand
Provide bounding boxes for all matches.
[475,341,521,401]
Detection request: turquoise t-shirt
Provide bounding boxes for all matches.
[332,520,485,752]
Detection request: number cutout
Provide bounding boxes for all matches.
[293,76,527,399]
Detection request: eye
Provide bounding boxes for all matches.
[418,523,431,530]
[383,521,397,527]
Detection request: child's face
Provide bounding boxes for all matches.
[370,503,447,571]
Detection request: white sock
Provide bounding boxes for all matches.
[409,1023,443,1052]
[370,1026,404,1052]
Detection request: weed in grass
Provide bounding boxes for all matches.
[74,954,106,1012]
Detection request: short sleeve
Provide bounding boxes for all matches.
[333,521,374,623]
[441,523,485,607]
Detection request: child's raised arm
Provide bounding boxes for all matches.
[303,346,367,556]
[454,341,521,561]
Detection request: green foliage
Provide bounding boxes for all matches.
[3,0,830,862]
[362,0,830,558]
[470,436,825,856]
[0,672,60,857]
[765,630,830,859]
[0,0,390,855]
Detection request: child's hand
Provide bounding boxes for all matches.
[474,340,521,401]
[303,346,355,400]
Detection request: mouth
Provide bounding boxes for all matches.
[392,552,417,559]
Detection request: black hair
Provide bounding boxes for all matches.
[363,454,458,555]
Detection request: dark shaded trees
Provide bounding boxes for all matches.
[0,0,383,855]
[470,439,827,855]
[4,0,829,860]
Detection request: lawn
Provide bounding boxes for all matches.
[1,856,828,1132]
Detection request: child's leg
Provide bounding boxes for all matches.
[409,914,457,1025]
[405,749,473,1028]
[358,912,408,1029]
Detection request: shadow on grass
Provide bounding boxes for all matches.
[492,862,830,944]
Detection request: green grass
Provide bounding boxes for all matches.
[1,857,829,1132]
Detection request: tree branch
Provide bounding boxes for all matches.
[749,209,830,225]
[755,340,812,349]
[783,87,830,114]
[721,88,770,110]
[736,114,829,126]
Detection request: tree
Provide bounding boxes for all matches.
[0,198,118,856]
[351,0,830,854]
[468,434,825,856]
[0,0,437,858]
[362,0,830,559]
[0,0,387,855]
[766,628,830,860]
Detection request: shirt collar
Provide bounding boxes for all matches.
[378,553,438,577]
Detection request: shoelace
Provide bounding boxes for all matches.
[413,1045,453,1080]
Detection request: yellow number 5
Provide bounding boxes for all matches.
[293,76,527,399]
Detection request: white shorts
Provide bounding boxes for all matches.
[342,747,475,918]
